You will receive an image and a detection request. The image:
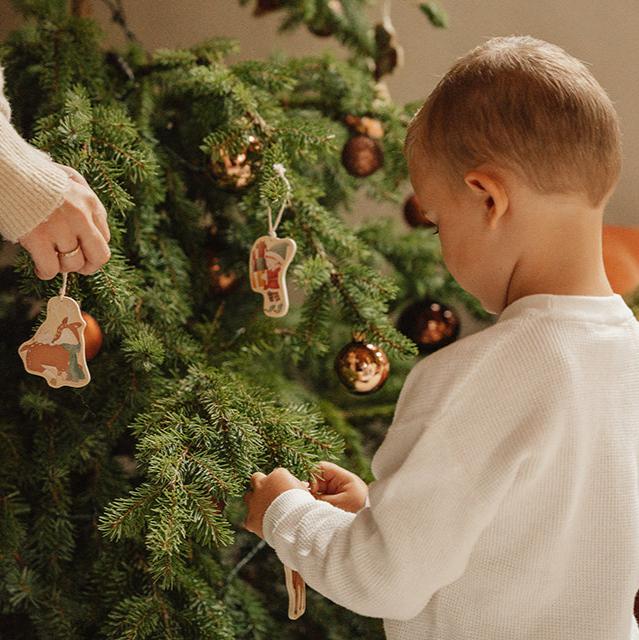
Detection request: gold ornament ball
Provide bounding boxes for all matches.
[335,339,390,394]
[210,134,262,191]
[341,135,384,177]
[81,311,103,361]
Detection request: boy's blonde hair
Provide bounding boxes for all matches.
[404,35,622,209]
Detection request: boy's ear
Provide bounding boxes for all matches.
[463,169,509,229]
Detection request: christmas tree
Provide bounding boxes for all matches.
[0,1,490,637]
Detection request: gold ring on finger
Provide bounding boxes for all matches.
[57,243,82,258]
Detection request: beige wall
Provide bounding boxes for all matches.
[1,0,637,226]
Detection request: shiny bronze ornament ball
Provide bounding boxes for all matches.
[81,311,103,361]
[397,297,460,355]
[403,193,436,228]
[210,134,262,191]
[334,337,390,394]
[341,135,384,177]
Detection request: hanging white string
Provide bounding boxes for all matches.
[267,163,293,238]
[59,271,68,299]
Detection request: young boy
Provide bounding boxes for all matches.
[243,35,639,639]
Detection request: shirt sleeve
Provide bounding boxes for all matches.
[263,324,544,621]
[0,64,70,243]
[264,417,532,617]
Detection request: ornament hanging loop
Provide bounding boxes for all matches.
[267,162,292,238]
[59,271,68,299]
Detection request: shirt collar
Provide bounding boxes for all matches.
[496,292,636,325]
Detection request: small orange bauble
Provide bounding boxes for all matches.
[81,311,103,361]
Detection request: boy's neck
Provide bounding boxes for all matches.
[504,239,615,308]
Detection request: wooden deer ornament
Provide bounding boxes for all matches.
[19,295,91,388]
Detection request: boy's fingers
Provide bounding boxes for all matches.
[310,472,327,494]
[318,493,347,509]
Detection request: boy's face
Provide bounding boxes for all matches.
[407,155,515,315]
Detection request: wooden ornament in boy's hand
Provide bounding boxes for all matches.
[81,312,103,361]
[397,297,460,355]
[284,565,306,619]
[341,135,384,177]
[403,193,436,228]
[335,337,390,394]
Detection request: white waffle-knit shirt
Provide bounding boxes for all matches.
[264,292,639,640]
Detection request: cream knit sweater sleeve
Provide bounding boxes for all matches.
[0,64,70,242]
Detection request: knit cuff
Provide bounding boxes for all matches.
[262,488,317,548]
[0,115,70,243]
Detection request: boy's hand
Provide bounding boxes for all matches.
[243,467,310,539]
[309,460,369,513]
[19,164,110,280]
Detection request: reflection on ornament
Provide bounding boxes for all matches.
[341,135,384,177]
[335,337,390,394]
[397,297,460,355]
[210,134,262,191]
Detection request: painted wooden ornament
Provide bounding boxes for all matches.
[19,293,90,388]
[284,565,306,619]
[249,234,297,317]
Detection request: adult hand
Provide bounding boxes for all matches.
[18,163,110,280]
